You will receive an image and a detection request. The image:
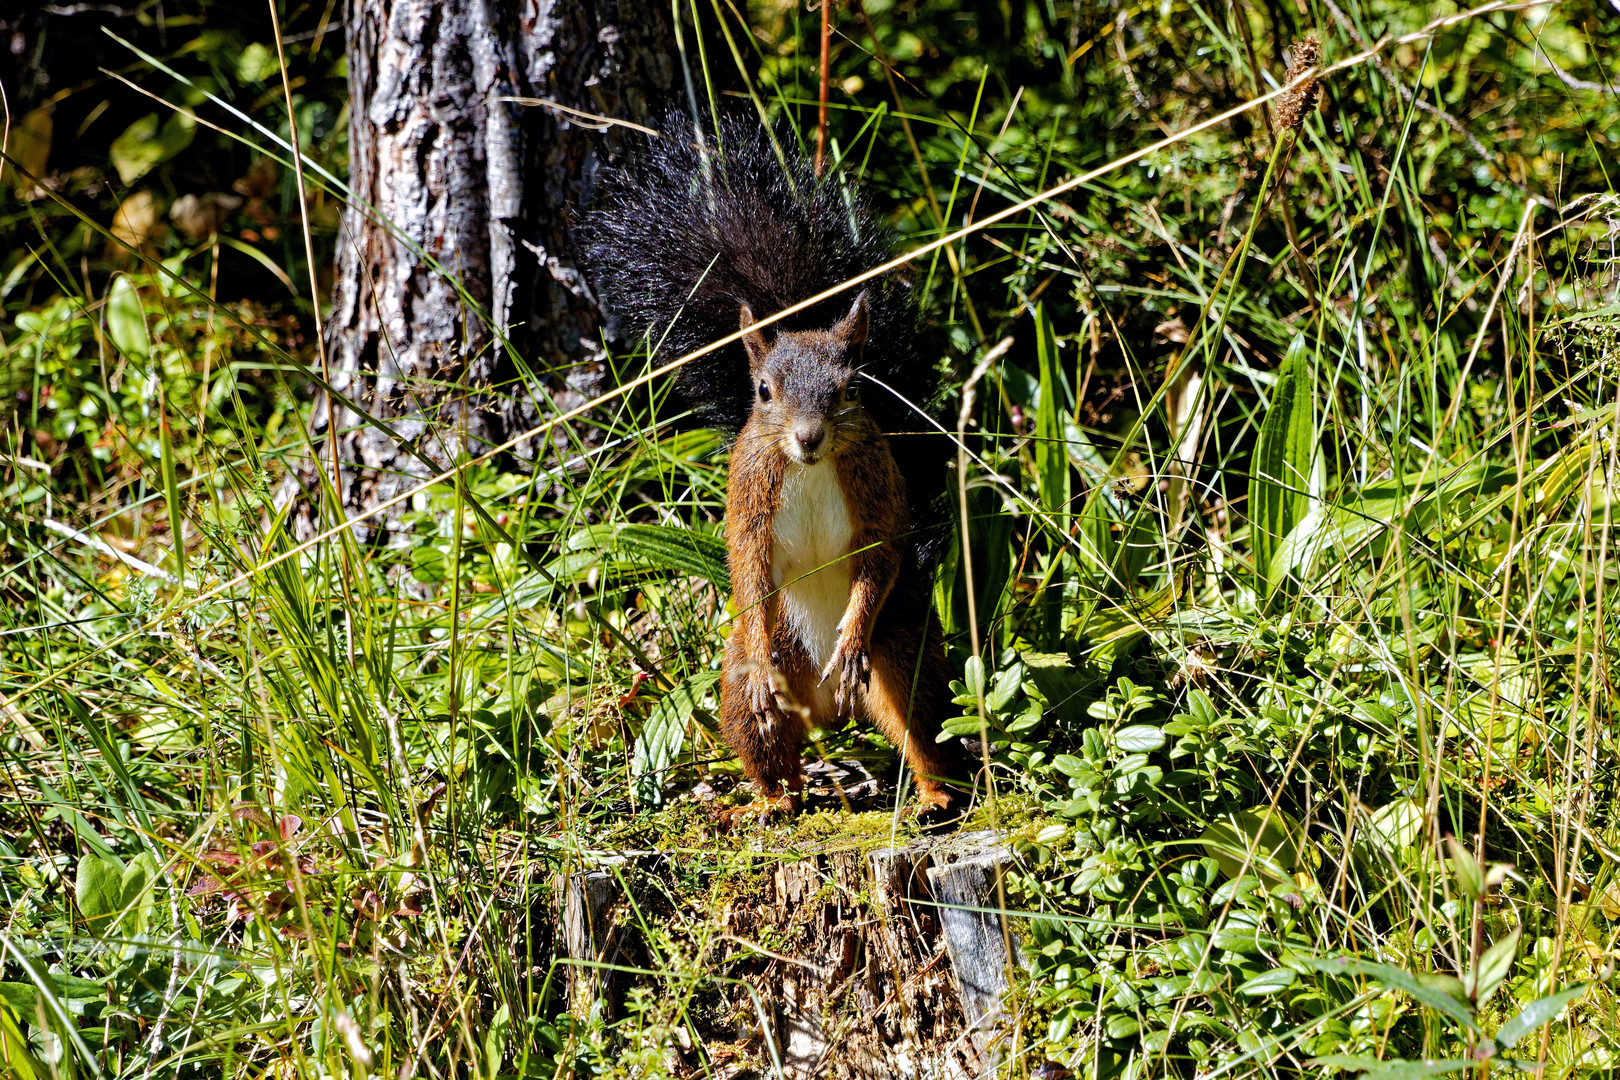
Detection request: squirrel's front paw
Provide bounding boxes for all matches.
[746,669,790,729]
[821,640,871,717]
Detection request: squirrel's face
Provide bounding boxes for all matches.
[741,291,870,466]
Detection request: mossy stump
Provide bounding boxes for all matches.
[560,827,1018,1078]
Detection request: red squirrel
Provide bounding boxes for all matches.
[583,114,966,818]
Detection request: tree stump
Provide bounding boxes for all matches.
[561,867,627,1022]
[559,828,1020,1077]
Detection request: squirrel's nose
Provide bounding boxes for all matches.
[794,424,826,455]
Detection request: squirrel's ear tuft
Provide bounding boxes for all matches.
[739,303,771,369]
[834,290,870,349]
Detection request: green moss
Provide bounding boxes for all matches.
[784,807,910,853]
[958,790,1046,836]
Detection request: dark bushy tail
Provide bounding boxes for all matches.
[579,113,927,433]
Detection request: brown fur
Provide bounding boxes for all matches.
[719,293,966,820]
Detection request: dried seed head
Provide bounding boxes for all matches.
[1274,36,1322,132]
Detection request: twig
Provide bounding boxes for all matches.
[42,518,177,584]
[497,97,663,135]
[815,0,832,176]
[1532,45,1617,93]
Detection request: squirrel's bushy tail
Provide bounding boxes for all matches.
[580,113,925,432]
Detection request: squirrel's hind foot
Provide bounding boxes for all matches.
[904,785,969,830]
[716,789,801,829]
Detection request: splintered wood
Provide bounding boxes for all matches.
[560,829,1021,1078]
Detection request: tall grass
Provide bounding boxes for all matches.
[2,0,1619,1076]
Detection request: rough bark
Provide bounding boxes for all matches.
[290,0,679,539]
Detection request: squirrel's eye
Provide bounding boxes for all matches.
[757,381,772,402]
[844,381,860,401]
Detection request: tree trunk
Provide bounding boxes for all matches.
[288,0,680,539]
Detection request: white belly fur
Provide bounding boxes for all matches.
[772,460,854,673]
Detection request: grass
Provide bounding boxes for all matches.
[3,0,1620,1076]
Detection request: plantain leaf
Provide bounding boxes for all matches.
[106,275,150,360]
[117,851,158,943]
[1076,486,1116,589]
[159,399,186,588]
[1034,304,1069,647]
[1251,335,1313,587]
[632,671,720,806]
[556,523,729,588]
[1034,303,1070,527]
[0,985,37,1014]
[75,853,124,938]
[1364,799,1426,853]
[614,524,730,587]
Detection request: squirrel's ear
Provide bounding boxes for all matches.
[739,303,770,370]
[834,290,870,349]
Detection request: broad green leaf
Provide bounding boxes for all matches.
[1251,335,1313,585]
[1468,928,1519,1004]
[1237,967,1297,996]
[1033,302,1069,526]
[106,275,150,359]
[1105,1013,1139,1039]
[614,524,729,587]
[1446,837,1485,901]
[962,654,985,701]
[985,666,1023,712]
[1266,506,1331,593]
[130,713,196,753]
[940,714,984,738]
[75,850,155,943]
[0,1001,46,1079]
[118,851,158,942]
[485,1002,511,1077]
[1497,983,1587,1048]
[1052,754,1086,778]
[1115,725,1165,752]
[1365,799,1425,853]
[4,950,98,1074]
[49,976,105,1004]
[559,523,729,588]
[236,42,279,83]
[75,854,124,938]
[109,111,197,184]
[1018,651,1091,723]
[1034,304,1069,647]
[0,985,37,1014]
[631,672,719,807]
[0,976,99,1016]
[1197,808,1302,884]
